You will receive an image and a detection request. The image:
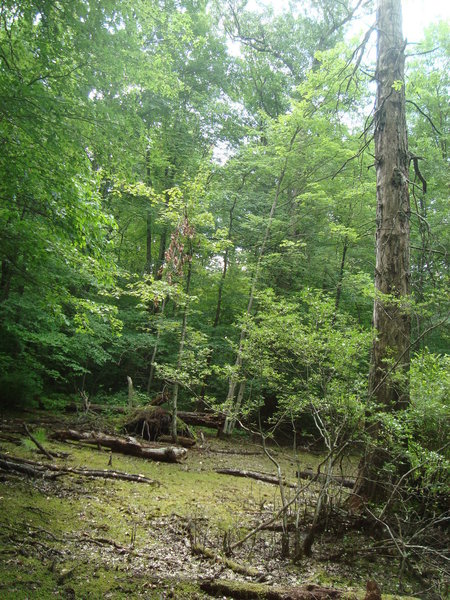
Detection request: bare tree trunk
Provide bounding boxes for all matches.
[155,176,172,279]
[171,253,192,443]
[0,259,12,303]
[369,0,410,409]
[127,376,134,408]
[354,0,411,502]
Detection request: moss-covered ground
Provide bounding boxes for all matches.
[0,409,437,598]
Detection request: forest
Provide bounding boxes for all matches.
[0,0,448,598]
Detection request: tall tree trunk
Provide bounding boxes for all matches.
[0,259,12,303]
[353,0,411,502]
[369,0,410,410]
[155,170,172,279]
[171,251,192,443]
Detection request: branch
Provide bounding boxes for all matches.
[24,424,54,461]
[406,100,442,136]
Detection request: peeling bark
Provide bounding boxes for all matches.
[370,0,411,409]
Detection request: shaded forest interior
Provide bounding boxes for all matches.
[0,0,448,598]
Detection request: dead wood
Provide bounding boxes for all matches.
[211,449,261,456]
[79,532,128,551]
[191,545,260,577]
[0,457,61,479]
[215,468,297,488]
[178,411,224,430]
[158,435,196,448]
[149,391,170,406]
[124,406,173,441]
[296,469,355,489]
[24,424,54,461]
[52,429,187,462]
[0,452,158,485]
[200,579,350,599]
[124,407,222,441]
[0,432,22,444]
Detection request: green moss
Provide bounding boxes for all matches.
[0,415,433,599]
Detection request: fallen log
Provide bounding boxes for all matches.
[52,429,187,463]
[200,579,350,599]
[191,545,260,577]
[211,449,261,456]
[216,468,297,489]
[158,435,196,448]
[296,469,355,490]
[0,457,60,479]
[218,468,354,490]
[0,453,158,485]
[178,411,224,430]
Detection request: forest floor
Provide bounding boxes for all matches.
[0,407,434,599]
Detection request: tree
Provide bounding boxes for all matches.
[369,0,411,409]
[353,0,411,501]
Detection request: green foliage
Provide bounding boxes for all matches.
[409,350,450,450]
[0,0,447,470]
[226,288,372,445]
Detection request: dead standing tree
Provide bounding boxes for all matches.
[354,0,411,501]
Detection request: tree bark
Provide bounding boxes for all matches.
[177,411,224,429]
[369,0,411,410]
[127,376,134,408]
[215,468,297,488]
[354,0,411,503]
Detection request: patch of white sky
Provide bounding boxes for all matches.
[245,0,449,42]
